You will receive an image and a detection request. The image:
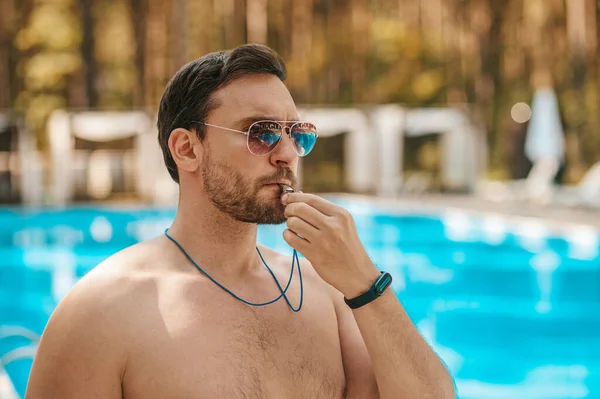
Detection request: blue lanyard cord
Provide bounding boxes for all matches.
[164,229,303,312]
[257,247,303,312]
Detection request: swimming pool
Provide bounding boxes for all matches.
[1,197,599,399]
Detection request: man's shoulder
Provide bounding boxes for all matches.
[72,238,159,292]
[25,240,169,397]
[50,238,169,336]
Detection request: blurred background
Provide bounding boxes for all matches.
[1,0,600,398]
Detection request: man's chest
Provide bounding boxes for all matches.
[123,287,347,398]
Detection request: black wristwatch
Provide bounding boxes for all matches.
[344,271,393,309]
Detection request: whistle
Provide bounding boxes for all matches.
[279,184,295,194]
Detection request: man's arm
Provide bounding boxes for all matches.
[329,276,454,399]
[283,193,456,399]
[26,272,126,398]
[340,273,455,399]
[328,281,379,398]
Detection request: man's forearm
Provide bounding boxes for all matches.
[351,289,456,399]
[279,191,455,397]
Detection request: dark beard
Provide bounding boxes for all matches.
[201,151,296,225]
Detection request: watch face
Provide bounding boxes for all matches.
[375,272,392,294]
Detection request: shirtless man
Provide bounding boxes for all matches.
[25,44,455,398]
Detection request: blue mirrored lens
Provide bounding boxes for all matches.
[291,123,317,156]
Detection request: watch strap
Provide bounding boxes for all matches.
[344,271,392,309]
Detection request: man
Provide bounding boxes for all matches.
[26,44,455,398]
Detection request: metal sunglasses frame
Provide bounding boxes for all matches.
[190,120,318,157]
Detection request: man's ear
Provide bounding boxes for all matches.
[168,128,203,174]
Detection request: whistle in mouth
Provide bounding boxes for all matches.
[279,184,295,194]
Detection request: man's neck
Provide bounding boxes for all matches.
[166,198,261,280]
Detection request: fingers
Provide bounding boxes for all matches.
[284,202,328,229]
[281,192,339,217]
[283,228,310,254]
[285,216,318,242]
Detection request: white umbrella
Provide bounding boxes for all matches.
[524,87,565,163]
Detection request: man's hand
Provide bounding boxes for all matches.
[281,191,456,399]
[281,192,381,298]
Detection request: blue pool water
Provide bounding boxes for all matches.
[1,198,599,398]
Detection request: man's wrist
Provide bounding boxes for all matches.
[340,266,382,299]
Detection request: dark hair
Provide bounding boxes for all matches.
[157,44,287,183]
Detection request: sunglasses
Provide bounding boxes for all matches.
[190,120,318,157]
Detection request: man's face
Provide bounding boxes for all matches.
[199,74,300,225]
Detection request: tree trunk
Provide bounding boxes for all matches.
[212,0,244,48]
[233,0,246,45]
[478,0,505,173]
[460,0,477,105]
[0,0,16,108]
[145,0,169,106]
[169,0,187,74]
[350,0,369,102]
[442,0,463,103]
[187,0,214,56]
[79,0,98,107]
[129,0,146,108]
[398,0,421,29]
[290,0,313,101]
[268,0,290,55]
[566,0,587,178]
[247,0,268,44]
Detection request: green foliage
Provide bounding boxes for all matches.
[13,0,80,144]
[3,0,600,177]
[16,3,81,52]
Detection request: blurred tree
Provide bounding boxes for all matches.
[247,0,267,44]
[3,0,600,178]
[266,0,289,60]
[187,0,214,57]
[128,0,146,107]
[0,0,19,109]
[476,0,505,175]
[350,0,369,102]
[145,0,168,106]
[14,0,81,147]
[79,0,98,107]
[169,0,187,75]
[94,0,136,108]
[565,0,588,182]
[287,0,313,102]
